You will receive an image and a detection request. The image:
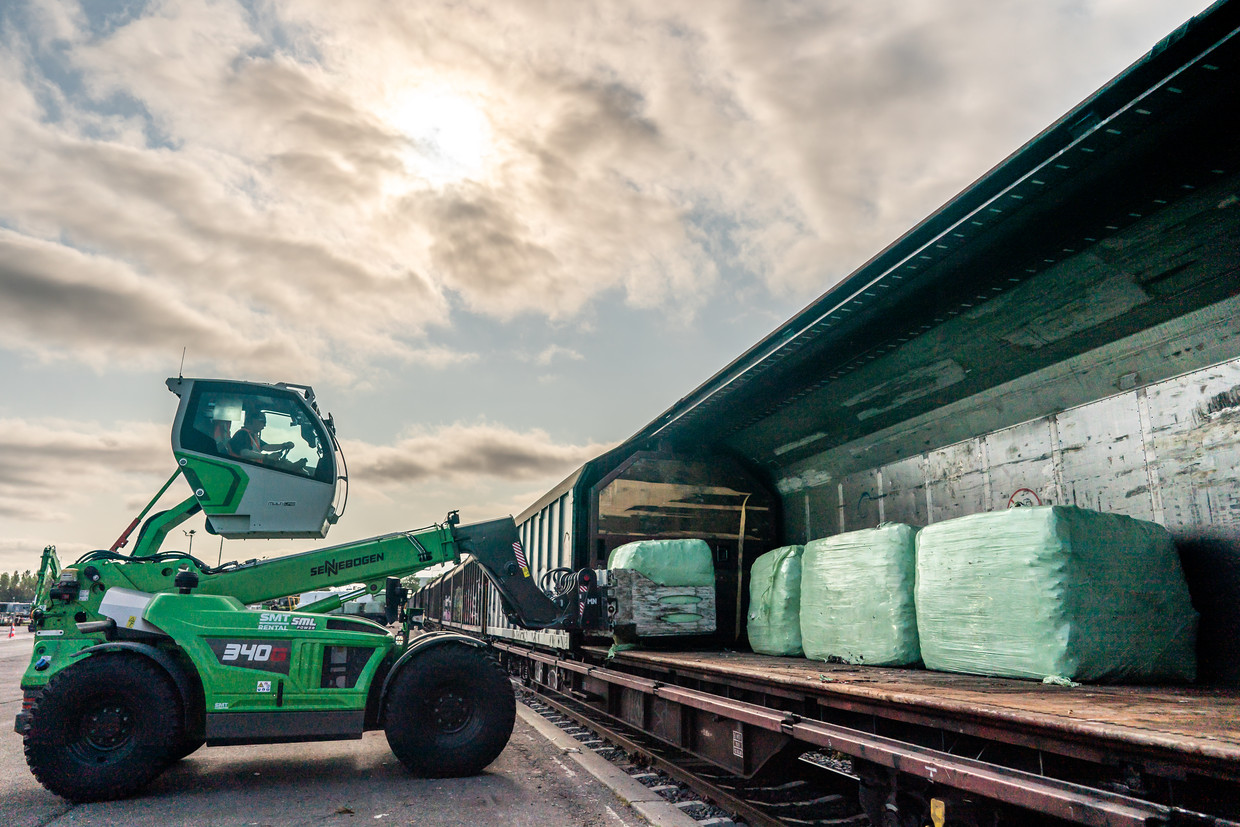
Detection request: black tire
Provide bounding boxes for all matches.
[23,654,184,801]
[383,644,515,777]
[170,736,205,762]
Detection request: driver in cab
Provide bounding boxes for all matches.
[230,411,308,474]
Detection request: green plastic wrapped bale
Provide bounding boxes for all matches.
[607,539,714,587]
[915,506,1198,683]
[800,524,920,666]
[747,545,804,656]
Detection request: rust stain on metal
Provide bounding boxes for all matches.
[1195,385,1240,423]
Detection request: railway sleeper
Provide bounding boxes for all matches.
[521,681,867,827]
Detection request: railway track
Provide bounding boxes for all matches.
[517,682,869,827]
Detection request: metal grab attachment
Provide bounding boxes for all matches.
[452,518,566,629]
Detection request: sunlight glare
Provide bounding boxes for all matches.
[384,88,493,188]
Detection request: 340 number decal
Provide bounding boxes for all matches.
[223,642,277,662]
[208,638,292,674]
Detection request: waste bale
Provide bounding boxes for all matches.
[800,524,920,666]
[915,506,1198,682]
[747,545,804,656]
[607,539,714,586]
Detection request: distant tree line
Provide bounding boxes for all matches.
[0,570,39,602]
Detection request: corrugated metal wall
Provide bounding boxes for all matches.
[778,355,1240,683]
[779,357,1240,541]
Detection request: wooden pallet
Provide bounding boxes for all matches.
[609,569,716,637]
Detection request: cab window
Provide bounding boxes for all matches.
[179,384,332,483]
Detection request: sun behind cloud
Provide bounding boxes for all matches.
[382,86,496,189]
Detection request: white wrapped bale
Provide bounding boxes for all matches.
[746,545,804,656]
[915,506,1197,683]
[800,524,920,666]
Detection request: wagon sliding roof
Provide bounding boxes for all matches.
[621,0,1240,476]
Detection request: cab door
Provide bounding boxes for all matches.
[167,378,339,539]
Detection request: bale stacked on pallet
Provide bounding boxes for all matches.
[915,506,1198,683]
[800,523,920,666]
[608,539,717,636]
[607,539,714,586]
[746,545,804,656]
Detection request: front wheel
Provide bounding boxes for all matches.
[23,654,183,801]
[170,735,206,762]
[383,644,515,777]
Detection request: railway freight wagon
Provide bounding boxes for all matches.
[414,4,1240,825]
[423,458,781,649]
[411,562,488,635]
[418,454,780,649]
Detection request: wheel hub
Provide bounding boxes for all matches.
[431,690,472,733]
[83,703,133,750]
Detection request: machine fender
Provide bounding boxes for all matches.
[73,641,201,732]
[379,632,487,702]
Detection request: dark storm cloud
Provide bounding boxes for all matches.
[422,191,560,293]
[540,78,661,160]
[346,424,610,484]
[0,418,167,525]
[0,232,237,359]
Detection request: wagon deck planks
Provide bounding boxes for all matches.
[588,647,1240,776]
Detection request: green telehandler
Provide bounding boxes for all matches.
[15,377,605,801]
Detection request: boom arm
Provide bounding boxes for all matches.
[197,527,457,606]
[205,515,578,630]
[68,514,573,631]
[198,515,569,627]
[93,520,459,607]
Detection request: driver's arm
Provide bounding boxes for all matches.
[257,439,294,453]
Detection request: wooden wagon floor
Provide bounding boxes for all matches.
[584,647,1240,765]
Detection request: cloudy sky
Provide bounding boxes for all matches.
[0,0,1211,574]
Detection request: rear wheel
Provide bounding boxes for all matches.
[383,644,515,777]
[23,654,183,801]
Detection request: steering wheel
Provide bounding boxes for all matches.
[276,444,311,475]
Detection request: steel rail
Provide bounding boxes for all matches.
[494,642,1233,827]
[526,688,787,827]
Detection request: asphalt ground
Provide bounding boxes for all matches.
[0,629,665,827]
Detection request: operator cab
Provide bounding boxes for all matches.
[167,378,345,539]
